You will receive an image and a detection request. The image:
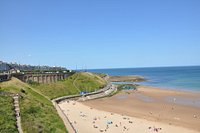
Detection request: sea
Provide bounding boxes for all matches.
[88,66,200,92]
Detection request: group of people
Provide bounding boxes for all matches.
[90,113,134,132]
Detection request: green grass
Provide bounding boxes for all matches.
[0,78,66,133]
[94,73,107,78]
[33,72,107,99]
[0,95,18,133]
[0,72,107,133]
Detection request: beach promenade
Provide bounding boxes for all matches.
[53,81,116,133]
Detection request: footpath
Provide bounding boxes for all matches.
[0,92,23,133]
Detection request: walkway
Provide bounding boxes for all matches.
[0,92,23,133]
[13,94,23,133]
[77,84,117,101]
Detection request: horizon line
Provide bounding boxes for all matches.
[85,65,200,70]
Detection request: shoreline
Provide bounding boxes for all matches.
[138,84,200,94]
[112,81,200,94]
[83,85,200,132]
[136,85,200,108]
[138,85,200,96]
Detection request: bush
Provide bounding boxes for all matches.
[26,106,40,114]
[20,89,26,94]
[27,80,39,86]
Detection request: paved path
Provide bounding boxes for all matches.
[77,84,117,101]
[13,94,23,133]
[0,92,23,133]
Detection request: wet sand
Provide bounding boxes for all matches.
[83,86,200,132]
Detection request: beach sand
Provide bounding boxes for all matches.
[82,86,200,132]
[59,99,199,133]
[58,86,200,133]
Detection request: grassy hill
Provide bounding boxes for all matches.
[0,72,107,133]
[0,95,18,133]
[0,78,66,133]
[33,72,107,99]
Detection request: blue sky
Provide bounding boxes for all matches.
[0,0,200,69]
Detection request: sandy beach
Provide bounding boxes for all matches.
[58,86,200,133]
[83,86,200,132]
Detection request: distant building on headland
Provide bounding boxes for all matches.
[0,61,71,73]
[0,61,74,83]
[0,61,11,72]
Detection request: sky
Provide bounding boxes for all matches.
[0,0,200,69]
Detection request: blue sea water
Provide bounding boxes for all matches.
[88,66,200,92]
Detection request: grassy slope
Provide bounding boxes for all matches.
[0,72,106,132]
[0,95,18,133]
[0,78,66,133]
[34,72,107,99]
[94,73,107,78]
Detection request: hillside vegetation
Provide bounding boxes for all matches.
[33,72,107,99]
[0,78,66,133]
[0,95,18,133]
[0,72,107,133]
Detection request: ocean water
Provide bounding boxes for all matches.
[88,66,200,92]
